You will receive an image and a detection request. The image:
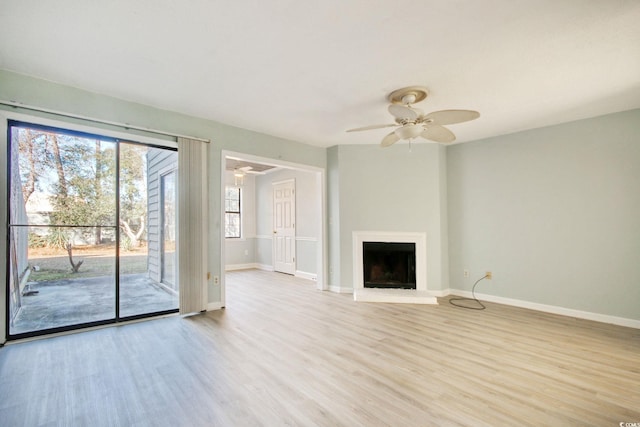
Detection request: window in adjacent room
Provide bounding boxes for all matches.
[225,186,241,238]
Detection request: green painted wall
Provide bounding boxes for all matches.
[0,70,326,315]
[0,71,326,168]
[327,146,341,289]
[447,109,640,320]
[327,143,449,292]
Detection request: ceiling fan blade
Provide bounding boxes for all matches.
[380,131,400,147]
[346,123,396,132]
[421,125,456,143]
[388,104,422,120]
[423,109,480,125]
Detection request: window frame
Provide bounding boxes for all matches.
[224,186,241,239]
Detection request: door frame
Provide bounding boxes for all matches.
[159,167,177,289]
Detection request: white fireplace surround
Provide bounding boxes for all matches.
[352,231,438,304]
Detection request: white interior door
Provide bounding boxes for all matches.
[273,179,296,274]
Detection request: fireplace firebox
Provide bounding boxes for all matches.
[363,242,416,289]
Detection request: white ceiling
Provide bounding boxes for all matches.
[1,1,639,148]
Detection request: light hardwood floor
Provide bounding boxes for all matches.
[1,269,638,426]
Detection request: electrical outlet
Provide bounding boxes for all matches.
[214,275,219,284]
[464,270,469,278]
[485,271,492,280]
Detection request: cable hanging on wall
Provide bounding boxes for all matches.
[449,274,489,310]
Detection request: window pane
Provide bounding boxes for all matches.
[9,225,117,335]
[224,187,241,238]
[11,126,117,227]
[225,213,240,238]
[119,144,179,318]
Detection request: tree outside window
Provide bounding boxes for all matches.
[225,187,241,238]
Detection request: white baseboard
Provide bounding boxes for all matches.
[225,263,258,271]
[256,263,274,272]
[227,264,312,281]
[295,270,317,281]
[207,302,224,311]
[329,285,353,294]
[225,263,275,272]
[429,289,450,297]
[447,289,640,329]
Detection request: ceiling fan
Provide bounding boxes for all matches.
[346,86,480,147]
[232,166,266,186]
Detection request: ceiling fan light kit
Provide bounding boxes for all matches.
[346,85,480,148]
[230,165,266,186]
[395,123,423,140]
[233,168,244,186]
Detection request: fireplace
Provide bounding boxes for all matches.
[352,231,437,304]
[363,242,416,289]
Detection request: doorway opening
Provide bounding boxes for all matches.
[220,151,326,306]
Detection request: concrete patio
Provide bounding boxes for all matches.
[11,274,178,335]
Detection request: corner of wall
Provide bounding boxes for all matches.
[438,145,450,291]
[327,146,341,290]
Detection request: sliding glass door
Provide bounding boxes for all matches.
[7,121,178,339]
[119,143,178,318]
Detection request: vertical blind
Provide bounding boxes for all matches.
[177,137,208,314]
